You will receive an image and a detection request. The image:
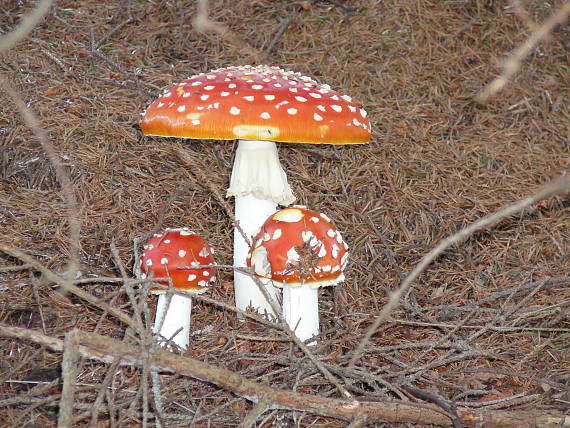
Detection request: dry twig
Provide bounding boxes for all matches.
[475,1,570,103]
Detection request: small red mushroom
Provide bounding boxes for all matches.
[140,227,216,349]
[246,206,348,343]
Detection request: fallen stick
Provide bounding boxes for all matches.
[1,324,568,427]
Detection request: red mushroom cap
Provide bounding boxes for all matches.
[141,65,371,145]
[246,206,348,286]
[140,227,216,293]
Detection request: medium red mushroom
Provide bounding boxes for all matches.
[141,65,369,318]
[139,227,216,349]
[246,206,348,343]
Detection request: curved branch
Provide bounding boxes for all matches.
[1,324,569,427]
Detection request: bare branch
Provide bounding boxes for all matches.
[349,175,570,368]
[0,0,54,54]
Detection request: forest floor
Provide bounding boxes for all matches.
[0,0,569,426]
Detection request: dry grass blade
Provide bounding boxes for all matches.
[0,79,81,278]
[349,175,570,368]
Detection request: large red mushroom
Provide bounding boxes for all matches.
[140,227,216,349]
[141,65,369,318]
[247,206,348,343]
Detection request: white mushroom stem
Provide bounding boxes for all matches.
[227,140,295,317]
[282,285,319,344]
[153,293,193,349]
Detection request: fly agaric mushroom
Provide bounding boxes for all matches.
[139,227,216,349]
[141,65,369,318]
[246,206,348,343]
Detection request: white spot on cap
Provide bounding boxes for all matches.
[287,247,300,263]
[163,92,172,98]
[317,105,326,112]
[191,261,200,267]
[336,232,344,244]
[180,229,192,236]
[230,106,241,115]
[318,246,327,258]
[163,240,171,244]
[331,244,339,259]
[310,216,320,223]
[322,265,332,272]
[295,96,307,102]
[178,250,187,257]
[275,100,289,108]
[331,105,342,112]
[274,83,282,88]
[309,92,322,98]
[264,94,275,101]
[252,84,263,90]
[200,94,209,101]
[192,119,200,125]
[145,259,153,267]
[182,92,191,98]
[353,118,361,126]
[341,252,349,268]
[221,91,230,97]
[160,257,168,264]
[341,95,352,102]
[273,208,304,222]
[260,112,271,119]
[330,95,339,101]
[348,106,357,113]
[157,102,164,108]
[289,87,298,93]
[243,96,255,102]
[251,246,271,277]
[320,213,332,222]
[287,108,297,115]
[228,83,237,88]
[327,229,336,238]
[199,247,210,257]
[263,232,271,242]
[314,113,323,121]
[273,229,282,240]
[360,109,368,118]
[198,280,208,287]
[191,81,202,86]
[177,105,186,112]
[203,270,210,276]
[302,231,314,242]
[204,85,215,90]
[188,274,197,281]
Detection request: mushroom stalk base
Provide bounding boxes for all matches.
[282,285,319,344]
[233,194,280,319]
[153,293,192,349]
